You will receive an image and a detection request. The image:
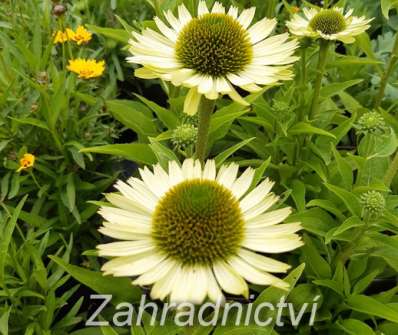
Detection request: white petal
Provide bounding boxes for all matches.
[211,1,225,14]
[228,256,289,289]
[202,160,216,180]
[139,165,170,198]
[98,206,151,228]
[243,194,279,220]
[216,163,239,189]
[102,252,166,277]
[246,207,292,228]
[243,235,304,253]
[184,87,202,116]
[240,178,275,212]
[230,167,255,199]
[182,158,195,179]
[165,10,183,32]
[206,267,225,303]
[133,258,177,285]
[238,249,291,273]
[168,160,184,187]
[246,222,303,237]
[198,1,209,16]
[227,6,239,19]
[227,82,250,106]
[97,240,154,257]
[105,193,149,215]
[151,263,181,300]
[114,180,155,212]
[248,18,276,44]
[178,4,193,26]
[154,17,178,42]
[198,76,215,95]
[238,7,256,29]
[213,261,248,297]
[99,226,148,240]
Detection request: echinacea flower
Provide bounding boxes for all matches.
[67,59,105,79]
[17,153,35,172]
[287,7,372,44]
[127,1,299,115]
[71,25,92,45]
[53,28,75,44]
[97,159,303,304]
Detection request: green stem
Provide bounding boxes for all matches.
[195,97,216,163]
[384,149,398,188]
[374,32,398,108]
[298,47,307,123]
[309,39,330,120]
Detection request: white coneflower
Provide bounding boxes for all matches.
[287,7,372,44]
[127,1,299,115]
[97,159,303,304]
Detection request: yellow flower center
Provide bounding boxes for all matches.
[151,179,244,265]
[309,9,347,35]
[175,13,253,77]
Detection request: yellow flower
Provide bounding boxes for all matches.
[53,28,75,44]
[71,25,92,45]
[67,58,105,79]
[17,153,35,172]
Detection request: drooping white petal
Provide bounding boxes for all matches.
[206,267,225,303]
[178,3,193,26]
[151,263,181,300]
[98,206,151,228]
[227,6,239,19]
[202,160,216,180]
[168,160,184,187]
[230,167,255,199]
[133,258,177,286]
[243,194,279,220]
[238,248,291,273]
[102,252,166,277]
[246,222,303,237]
[243,235,304,253]
[228,256,289,289]
[97,240,154,257]
[246,207,293,228]
[184,87,202,116]
[213,261,248,297]
[216,163,239,189]
[240,178,275,212]
[114,180,155,212]
[237,7,256,29]
[154,17,178,42]
[248,18,276,44]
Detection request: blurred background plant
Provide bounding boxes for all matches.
[0,0,398,334]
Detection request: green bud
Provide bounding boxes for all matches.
[171,124,198,149]
[360,191,385,219]
[355,112,388,136]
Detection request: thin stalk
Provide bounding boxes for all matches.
[298,47,307,122]
[384,149,398,188]
[309,39,330,120]
[195,97,216,163]
[374,32,398,108]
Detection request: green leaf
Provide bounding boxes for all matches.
[338,319,376,335]
[81,144,157,165]
[9,117,50,131]
[325,183,361,217]
[346,295,398,323]
[332,146,353,189]
[66,173,76,212]
[214,137,255,167]
[209,109,249,135]
[135,94,178,129]
[149,138,179,169]
[107,100,158,137]
[301,235,331,278]
[86,24,130,43]
[0,195,27,286]
[320,79,363,98]
[49,256,141,305]
[0,306,10,335]
[381,0,398,18]
[291,179,306,212]
[288,122,336,139]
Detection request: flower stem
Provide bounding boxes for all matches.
[384,149,398,188]
[309,39,330,120]
[374,32,398,108]
[195,97,216,163]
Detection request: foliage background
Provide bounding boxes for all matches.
[0,0,398,334]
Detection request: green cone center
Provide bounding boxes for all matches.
[151,179,244,266]
[309,9,346,35]
[175,13,252,77]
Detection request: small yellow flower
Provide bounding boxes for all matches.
[71,25,92,45]
[53,28,75,44]
[67,58,105,79]
[17,153,35,172]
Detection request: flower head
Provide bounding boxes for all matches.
[354,112,388,136]
[97,159,303,304]
[67,59,105,79]
[360,191,385,219]
[71,25,92,45]
[287,7,372,43]
[171,124,198,149]
[53,29,75,44]
[17,153,35,172]
[128,1,299,115]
